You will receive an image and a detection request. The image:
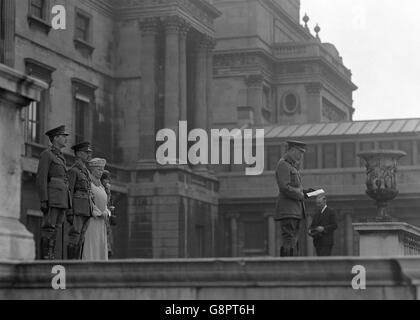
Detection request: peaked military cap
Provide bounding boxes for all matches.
[286,140,307,153]
[71,141,92,153]
[45,125,69,138]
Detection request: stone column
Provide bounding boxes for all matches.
[139,18,158,161]
[0,0,15,67]
[195,36,208,131]
[164,16,181,132]
[179,23,190,122]
[0,64,47,261]
[229,214,240,257]
[245,75,264,126]
[265,213,276,256]
[206,39,216,130]
[344,210,354,256]
[305,82,323,123]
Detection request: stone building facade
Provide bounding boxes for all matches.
[7,0,419,259]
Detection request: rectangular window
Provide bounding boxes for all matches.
[398,141,413,166]
[303,144,318,169]
[75,13,90,42]
[27,96,42,144]
[379,141,394,150]
[30,0,46,19]
[195,225,205,258]
[322,143,337,169]
[75,98,89,144]
[244,220,265,252]
[24,59,54,145]
[359,142,375,167]
[341,143,356,168]
[266,146,282,171]
[72,79,96,144]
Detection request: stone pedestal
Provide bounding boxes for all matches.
[354,222,420,257]
[0,63,47,261]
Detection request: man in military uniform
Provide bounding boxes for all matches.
[67,142,93,259]
[36,125,71,260]
[275,141,314,257]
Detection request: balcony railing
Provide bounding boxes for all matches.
[272,42,352,78]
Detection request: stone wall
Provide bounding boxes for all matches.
[1,258,420,299]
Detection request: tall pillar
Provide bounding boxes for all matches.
[245,75,264,126]
[179,23,190,122]
[139,18,158,161]
[229,214,240,257]
[344,209,354,256]
[206,39,216,129]
[305,82,323,123]
[0,64,47,260]
[195,37,208,131]
[164,16,181,132]
[265,213,276,256]
[0,0,15,67]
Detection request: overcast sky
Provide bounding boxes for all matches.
[301,0,420,120]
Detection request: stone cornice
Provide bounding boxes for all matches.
[0,64,48,106]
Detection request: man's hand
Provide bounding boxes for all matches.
[40,201,49,215]
[316,226,325,233]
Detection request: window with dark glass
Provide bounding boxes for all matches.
[30,0,46,20]
[75,98,89,144]
[378,141,394,150]
[322,143,337,169]
[303,144,318,169]
[75,13,90,42]
[341,143,356,168]
[244,220,266,253]
[398,141,413,166]
[359,141,375,167]
[72,79,97,144]
[266,145,282,171]
[195,225,205,258]
[24,59,54,145]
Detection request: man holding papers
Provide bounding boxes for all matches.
[275,140,315,257]
[309,194,337,257]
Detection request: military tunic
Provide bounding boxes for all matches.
[36,146,71,244]
[275,154,306,256]
[67,158,93,258]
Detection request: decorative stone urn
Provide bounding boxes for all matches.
[357,150,406,222]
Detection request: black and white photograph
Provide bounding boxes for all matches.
[1,0,420,303]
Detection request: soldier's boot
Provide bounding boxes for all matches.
[40,238,50,260]
[289,248,294,257]
[48,240,56,260]
[67,244,78,260]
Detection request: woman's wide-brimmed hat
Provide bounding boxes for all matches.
[88,158,107,169]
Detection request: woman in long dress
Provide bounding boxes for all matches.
[82,158,109,261]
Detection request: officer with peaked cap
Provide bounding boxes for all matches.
[275,140,314,257]
[36,125,71,260]
[66,141,93,259]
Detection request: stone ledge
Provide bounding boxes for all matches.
[1,258,420,299]
[0,63,48,105]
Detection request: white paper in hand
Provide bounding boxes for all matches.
[307,189,325,198]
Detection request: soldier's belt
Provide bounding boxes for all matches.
[49,177,69,184]
[73,192,89,199]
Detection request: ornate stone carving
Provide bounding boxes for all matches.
[305,82,322,94]
[162,16,184,34]
[358,150,406,221]
[322,98,347,122]
[139,17,159,34]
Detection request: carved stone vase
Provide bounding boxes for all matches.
[357,150,406,222]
